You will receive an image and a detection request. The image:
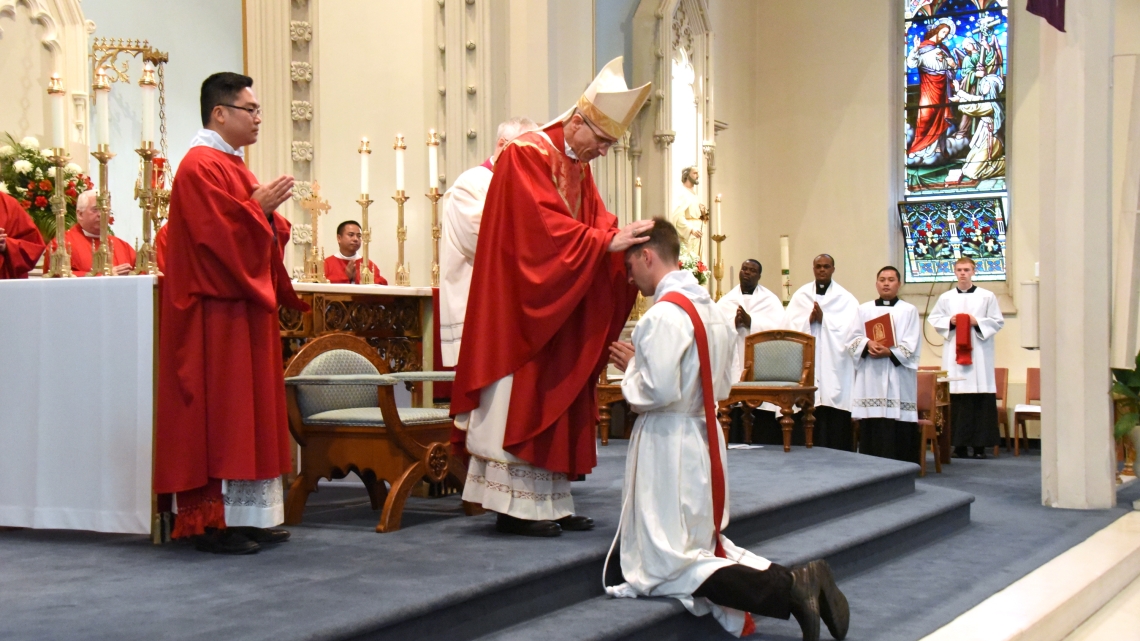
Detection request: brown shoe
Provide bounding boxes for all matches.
[789,563,821,641]
[812,560,850,640]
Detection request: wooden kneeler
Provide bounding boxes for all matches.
[282,333,465,532]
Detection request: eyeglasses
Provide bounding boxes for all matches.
[220,104,262,117]
[581,116,617,148]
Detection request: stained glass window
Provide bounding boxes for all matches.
[898,197,1007,282]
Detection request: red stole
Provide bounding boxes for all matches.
[450,123,635,476]
[658,292,755,637]
[0,193,45,279]
[44,224,136,276]
[955,313,973,365]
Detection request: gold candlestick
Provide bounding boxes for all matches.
[393,190,410,286]
[712,233,726,301]
[131,142,159,275]
[428,187,441,287]
[89,144,115,277]
[299,181,331,283]
[358,194,375,284]
[45,148,74,278]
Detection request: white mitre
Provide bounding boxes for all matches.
[553,57,652,140]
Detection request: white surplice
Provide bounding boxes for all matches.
[717,284,786,384]
[609,270,772,638]
[439,161,493,367]
[782,281,861,411]
[850,300,921,422]
[927,285,1005,393]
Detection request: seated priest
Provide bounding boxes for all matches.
[324,220,387,285]
[716,259,786,444]
[850,267,921,462]
[607,219,849,641]
[0,191,46,279]
[43,189,135,276]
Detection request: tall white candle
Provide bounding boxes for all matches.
[427,129,439,190]
[140,64,156,144]
[359,137,370,195]
[395,134,406,192]
[634,177,642,221]
[715,194,722,235]
[780,235,790,273]
[48,74,66,150]
[95,70,110,147]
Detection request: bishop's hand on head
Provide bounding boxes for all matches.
[251,175,295,216]
[608,219,655,253]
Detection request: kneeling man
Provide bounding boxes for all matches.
[606,219,849,641]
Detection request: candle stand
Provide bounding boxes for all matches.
[89,144,115,276]
[712,234,726,301]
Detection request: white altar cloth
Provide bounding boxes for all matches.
[0,276,156,534]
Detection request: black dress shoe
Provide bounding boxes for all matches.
[811,560,850,640]
[495,513,561,537]
[228,526,291,544]
[193,529,260,555]
[555,514,594,531]
[789,563,821,641]
[952,447,969,459]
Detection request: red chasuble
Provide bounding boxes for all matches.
[43,223,136,276]
[0,192,46,279]
[154,146,307,500]
[451,123,636,476]
[323,255,388,285]
[155,223,168,273]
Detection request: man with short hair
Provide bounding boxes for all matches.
[850,266,921,462]
[439,116,536,367]
[0,191,45,279]
[155,71,307,554]
[607,218,849,641]
[927,257,1004,459]
[671,166,704,255]
[452,58,653,538]
[43,189,135,276]
[783,254,861,450]
[324,219,386,285]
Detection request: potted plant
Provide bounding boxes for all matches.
[1111,350,1140,477]
[0,134,94,242]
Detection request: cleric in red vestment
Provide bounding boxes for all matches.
[155,72,307,555]
[451,57,653,537]
[0,191,46,279]
[323,219,387,285]
[43,190,135,276]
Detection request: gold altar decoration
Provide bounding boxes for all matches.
[299,181,330,283]
[712,233,726,302]
[427,130,442,287]
[89,69,115,277]
[90,38,171,171]
[44,76,73,279]
[393,135,411,286]
[357,138,376,285]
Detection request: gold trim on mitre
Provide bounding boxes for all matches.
[574,57,651,140]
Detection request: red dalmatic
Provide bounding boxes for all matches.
[43,223,136,276]
[323,255,387,285]
[451,123,636,476]
[154,146,307,502]
[0,192,46,279]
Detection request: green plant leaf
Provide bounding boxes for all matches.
[1116,412,1140,441]
[1113,380,1140,402]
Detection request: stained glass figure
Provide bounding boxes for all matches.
[898,197,1007,282]
[904,0,1008,197]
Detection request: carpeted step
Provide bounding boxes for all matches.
[475,485,973,641]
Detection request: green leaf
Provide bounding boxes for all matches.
[1112,368,1132,386]
[1116,412,1140,441]
[1134,348,1140,371]
[1113,380,1140,402]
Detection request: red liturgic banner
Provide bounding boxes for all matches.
[865,313,896,349]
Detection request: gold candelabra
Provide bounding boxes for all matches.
[132,141,159,275]
[45,149,74,278]
[393,135,410,286]
[712,233,726,301]
[299,181,330,283]
[89,144,115,277]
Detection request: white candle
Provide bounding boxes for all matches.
[140,64,155,144]
[428,129,439,190]
[395,134,405,192]
[48,74,66,150]
[360,137,370,195]
[95,90,110,147]
[715,194,722,235]
[634,177,642,221]
[780,235,790,273]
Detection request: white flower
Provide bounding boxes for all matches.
[13,159,33,174]
[65,163,82,175]
[20,136,39,149]
[0,145,13,158]
[41,148,53,158]
[46,166,56,178]
[0,182,8,194]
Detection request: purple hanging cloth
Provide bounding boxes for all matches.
[1027,0,1066,32]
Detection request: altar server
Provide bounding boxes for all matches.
[783,255,861,450]
[155,72,308,554]
[850,267,921,462]
[439,116,536,367]
[607,219,849,641]
[0,191,45,279]
[324,220,386,285]
[43,189,135,276]
[927,257,1004,459]
[451,58,652,538]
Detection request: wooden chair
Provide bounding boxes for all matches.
[916,371,943,476]
[994,367,1009,456]
[1012,367,1041,456]
[718,330,817,452]
[919,366,942,371]
[596,371,626,446]
[282,333,466,533]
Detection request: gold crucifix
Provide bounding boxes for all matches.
[299,181,331,283]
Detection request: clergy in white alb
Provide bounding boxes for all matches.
[849,267,921,463]
[605,219,849,641]
[927,257,1004,458]
[439,116,536,367]
[782,254,861,450]
[717,259,786,444]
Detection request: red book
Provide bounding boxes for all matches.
[865,313,896,349]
